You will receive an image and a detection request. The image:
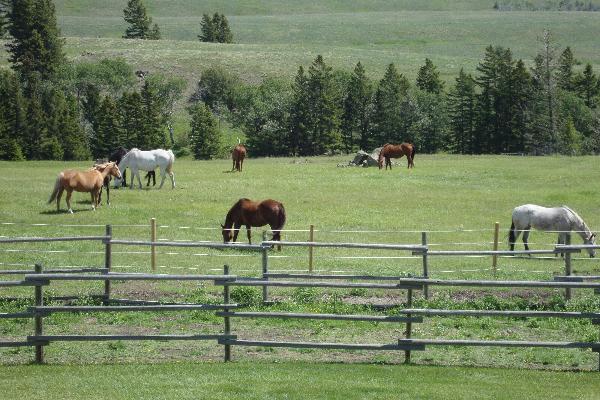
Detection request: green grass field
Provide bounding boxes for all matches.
[2,362,599,400]
[1,155,600,372]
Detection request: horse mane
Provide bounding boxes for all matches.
[562,205,592,235]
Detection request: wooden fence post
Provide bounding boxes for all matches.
[104,225,112,305]
[492,222,500,276]
[565,233,572,301]
[404,288,413,364]
[34,263,44,364]
[151,218,157,273]
[223,264,231,362]
[421,232,429,300]
[262,231,269,304]
[308,224,315,273]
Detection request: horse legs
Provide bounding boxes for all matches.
[66,190,73,214]
[240,159,244,172]
[56,187,64,212]
[133,169,143,189]
[232,223,242,242]
[246,225,252,244]
[232,159,236,172]
[169,171,175,189]
[158,168,167,189]
[557,233,567,258]
[522,229,531,252]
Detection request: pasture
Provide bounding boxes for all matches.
[1,155,600,373]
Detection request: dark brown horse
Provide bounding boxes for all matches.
[221,199,286,247]
[378,143,415,170]
[232,143,247,172]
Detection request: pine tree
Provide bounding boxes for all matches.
[289,66,310,156]
[123,0,154,39]
[371,63,410,145]
[556,47,576,91]
[510,59,534,153]
[60,93,89,160]
[0,2,8,38]
[447,69,477,154]
[559,115,582,155]
[0,69,25,159]
[119,91,144,148]
[140,80,166,149]
[416,58,444,94]
[341,62,373,151]
[216,13,233,43]
[148,23,161,40]
[7,0,65,83]
[574,63,599,108]
[198,13,215,42]
[306,55,341,155]
[23,81,46,159]
[188,102,221,159]
[93,96,121,158]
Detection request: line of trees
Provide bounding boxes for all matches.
[195,37,599,157]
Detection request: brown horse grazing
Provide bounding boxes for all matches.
[221,198,286,248]
[378,143,416,170]
[48,162,122,213]
[232,143,247,172]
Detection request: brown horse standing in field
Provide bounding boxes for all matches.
[232,142,247,172]
[48,162,122,213]
[221,198,286,248]
[378,143,415,170]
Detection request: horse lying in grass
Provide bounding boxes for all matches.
[221,198,286,249]
[509,204,596,257]
[48,162,122,213]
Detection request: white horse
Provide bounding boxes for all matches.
[116,148,175,189]
[509,204,596,257]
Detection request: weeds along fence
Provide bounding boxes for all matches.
[1,264,599,369]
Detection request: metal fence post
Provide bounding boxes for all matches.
[262,231,269,304]
[421,232,429,299]
[104,225,112,305]
[404,288,413,364]
[151,218,157,273]
[492,222,500,276]
[34,263,44,364]
[223,264,231,362]
[309,224,315,273]
[565,233,572,301]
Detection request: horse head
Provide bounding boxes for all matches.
[221,223,233,243]
[585,233,596,258]
[103,162,122,180]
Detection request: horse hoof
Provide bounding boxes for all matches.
[68,209,73,214]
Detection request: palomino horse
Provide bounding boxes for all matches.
[221,198,286,248]
[378,143,415,170]
[116,148,175,189]
[48,162,122,213]
[232,142,247,172]
[509,204,596,257]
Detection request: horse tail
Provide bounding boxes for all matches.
[509,221,516,247]
[166,150,175,174]
[48,174,62,204]
[411,144,416,160]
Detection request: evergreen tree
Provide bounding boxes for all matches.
[556,47,576,91]
[416,58,444,94]
[7,0,65,83]
[93,96,121,158]
[123,0,154,39]
[574,63,599,108]
[215,13,233,43]
[447,69,477,154]
[371,63,410,145]
[530,30,559,153]
[60,93,89,160]
[188,102,221,159]
[0,2,8,38]
[196,66,240,111]
[140,80,166,149]
[559,115,582,155]
[289,66,310,156]
[0,69,25,159]
[198,13,215,42]
[341,62,373,151]
[145,74,185,145]
[510,59,534,153]
[148,22,161,40]
[23,81,46,159]
[411,89,449,153]
[118,91,144,148]
[306,55,341,154]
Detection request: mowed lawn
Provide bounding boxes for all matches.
[2,362,599,400]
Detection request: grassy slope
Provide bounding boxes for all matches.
[2,362,599,400]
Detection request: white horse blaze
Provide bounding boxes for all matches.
[116,148,175,189]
